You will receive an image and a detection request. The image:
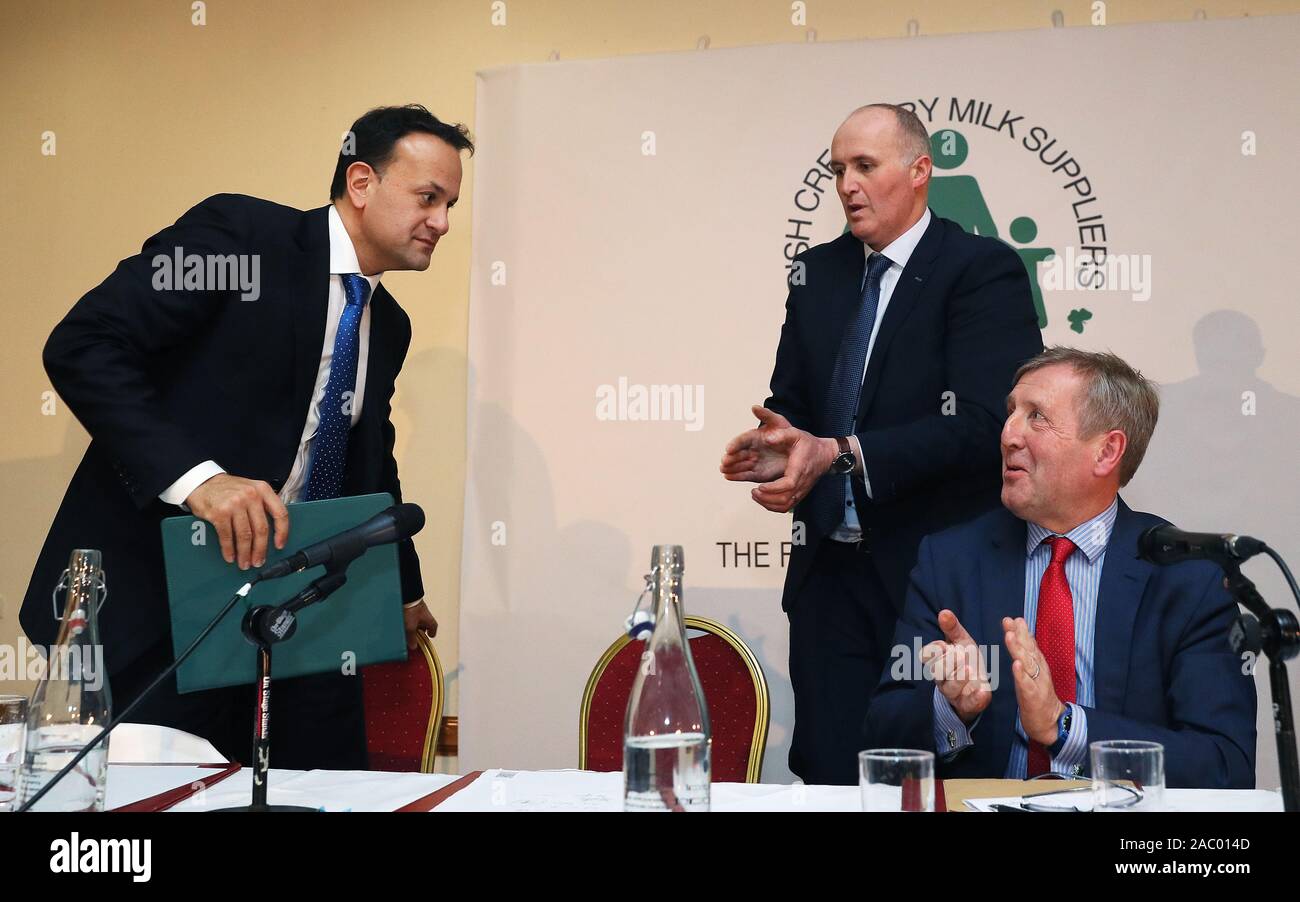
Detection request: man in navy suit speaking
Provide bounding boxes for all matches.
[865,347,1256,788]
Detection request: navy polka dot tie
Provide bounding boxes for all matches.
[303,273,370,502]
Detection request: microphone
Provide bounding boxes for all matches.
[1138,523,1265,566]
[257,503,425,580]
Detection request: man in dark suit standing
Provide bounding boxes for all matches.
[864,348,1255,787]
[721,104,1041,784]
[21,105,469,770]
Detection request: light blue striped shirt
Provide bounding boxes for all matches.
[933,497,1119,777]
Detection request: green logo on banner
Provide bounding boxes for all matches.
[931,129,1060,330]
[788,98,1121,330]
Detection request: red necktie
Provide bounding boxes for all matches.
[1027,536,1077,777]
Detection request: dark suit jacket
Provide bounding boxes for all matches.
[863,499,1257,789]
[22,193,424,676]
[766,212,1042,612]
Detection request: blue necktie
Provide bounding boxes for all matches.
[303,273,370,502]
[807,252,894,534]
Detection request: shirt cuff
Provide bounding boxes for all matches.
[159,460,225,509]
[848,434,872,499]
[933,686,978,760]
[1051,703,1089,777]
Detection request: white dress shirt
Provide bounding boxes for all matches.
[831,207,931,543]
[159,204,379,506]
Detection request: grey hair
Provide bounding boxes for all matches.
[848,103,931,165]
[1013,346,1160,487]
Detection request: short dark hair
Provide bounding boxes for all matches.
[329,104,474,200]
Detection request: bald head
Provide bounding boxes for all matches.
[829,104,932,249]
[842,104,932,166]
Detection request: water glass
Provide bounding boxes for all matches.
[1090,740,1164,811]
[0,696,28,812]
[860,749,935,812]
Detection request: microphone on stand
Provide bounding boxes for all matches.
[1137,521,1300,812]
[1137,524,1264,566]
[257,503,425,580]
[17,502,425,813]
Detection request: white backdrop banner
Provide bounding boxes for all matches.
[461,16,1300,786]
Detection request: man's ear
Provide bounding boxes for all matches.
[1094,429,1127,479]
[911,154,932,189]
[345,161,376,209]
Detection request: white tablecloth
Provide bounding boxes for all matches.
[430,769,1283,812]
[105,765,1283,812]
[106,765,459,812]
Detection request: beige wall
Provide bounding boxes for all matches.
[2,0,1296,723]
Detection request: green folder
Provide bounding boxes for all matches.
[161,492,407,694]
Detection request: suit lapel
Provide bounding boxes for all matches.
[362,285,396,426]
[1092,498,1152,713]
[978,508,1027,776]
[290,206,331,432]
[825,231,867,340]
[810,234,868,435]
[855,213,945,425]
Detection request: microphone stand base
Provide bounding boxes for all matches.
[211,803,319,813]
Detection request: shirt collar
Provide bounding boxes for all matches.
[863,206,932,269]
[328,204,383,294]
[1024,495,1120,564]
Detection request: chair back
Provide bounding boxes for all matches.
[579,616,769,782]
[363,632,445,772]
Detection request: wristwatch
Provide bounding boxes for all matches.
[829,436,856,475]
[1047,704,1073,757]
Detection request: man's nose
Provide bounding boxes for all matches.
[1001,413,1023,450]
[428,211,449,236]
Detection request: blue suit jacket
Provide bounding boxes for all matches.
[863,498,1257,789]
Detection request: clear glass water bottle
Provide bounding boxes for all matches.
[18,549,112,811]
[623,545,712,811]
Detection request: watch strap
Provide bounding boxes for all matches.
[1047,704,1072,757]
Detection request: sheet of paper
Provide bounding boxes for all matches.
[263,769,460,812]
[437,773,864,812]
[713,782,861,812]
[105,764,236,810]
[964,794,1086,812]
[966,788,1283,813]
[434,769,623,812]
[157,768,459,811]
[1164,789,1282,812]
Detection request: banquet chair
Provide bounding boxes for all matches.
[362,631,445,772]
[579,616,769,782]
